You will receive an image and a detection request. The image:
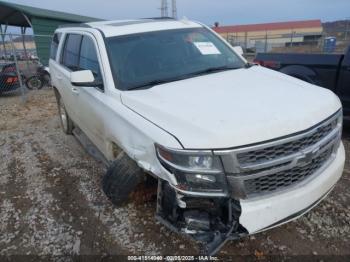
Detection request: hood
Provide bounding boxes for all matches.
[121,66,341,149]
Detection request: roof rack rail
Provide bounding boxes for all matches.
[143,17,176,20]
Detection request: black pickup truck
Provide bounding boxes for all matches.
[254,47,350,119]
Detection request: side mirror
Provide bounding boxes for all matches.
[70,70,102,87]
[233,46,244,56]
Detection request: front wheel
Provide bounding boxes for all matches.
[103,152,144,206]
[26,75,44,90]
[55,90,74,134]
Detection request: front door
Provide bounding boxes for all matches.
[73,34,106,154]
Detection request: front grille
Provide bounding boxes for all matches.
[244,147,333,196]
[237,117,337,166]
[217,110,342,199]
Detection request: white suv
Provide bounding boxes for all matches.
[49,18,345,254]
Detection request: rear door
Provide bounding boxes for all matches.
[336,48,350,118]
[49,32,63,90]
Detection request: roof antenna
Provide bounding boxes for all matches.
[181,16,190,24]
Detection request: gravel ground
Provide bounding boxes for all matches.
[0,90,349,259]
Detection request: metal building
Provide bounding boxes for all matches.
[0,0,101,65]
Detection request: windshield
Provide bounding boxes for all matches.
[106,27,246,90]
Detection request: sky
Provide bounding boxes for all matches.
[3,0,350,28]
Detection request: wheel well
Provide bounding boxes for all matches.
[289,74,314,84]
[280,65,316,85]
[52,86,60,98]
[110,141,123,160]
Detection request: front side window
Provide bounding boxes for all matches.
[79,36,101,80]
[50,33,61,60]
[106,27,246,90]
[61,34,82,71]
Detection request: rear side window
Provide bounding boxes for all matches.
[61,34,82,70]
[50,33,61,60]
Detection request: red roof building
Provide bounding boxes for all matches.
[212,20,323,52]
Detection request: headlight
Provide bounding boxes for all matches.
[338,109,343,128]
[155,144,228,195]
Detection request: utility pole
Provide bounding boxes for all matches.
[0,24,8,59]
[160,0,168,17]
[290,30,295,51]
[172,0,177,19]
[345,17,350,41]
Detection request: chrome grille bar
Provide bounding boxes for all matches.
[215,110,342,199]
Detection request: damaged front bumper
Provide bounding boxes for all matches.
[155,144,345,255]
[156,180,248,255]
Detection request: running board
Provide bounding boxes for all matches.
[72,127,109,167]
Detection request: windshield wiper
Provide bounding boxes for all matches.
[244,62,256,68]
[128,78,181,90]
[187,66,241,77]
[127,66,241,91]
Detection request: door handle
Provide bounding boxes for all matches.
[56,75,63,80]
[71,87,79,94]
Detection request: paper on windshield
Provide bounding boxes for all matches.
[193,42,221,55]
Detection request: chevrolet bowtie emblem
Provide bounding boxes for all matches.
[297,147,320,166]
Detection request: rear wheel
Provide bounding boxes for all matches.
[103,152,145,206]
[26,75,44,90]
[43,73,51,87]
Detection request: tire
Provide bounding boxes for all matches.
[103,152,144,206]
[43,73,51,87]
[26,75,44,90]
[54,89,74,135]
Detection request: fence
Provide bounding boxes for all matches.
[223,29,350,60]
[0,33,52,101]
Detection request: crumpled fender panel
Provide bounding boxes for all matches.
[101,94,183,185]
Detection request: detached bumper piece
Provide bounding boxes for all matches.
[156,180,247,255]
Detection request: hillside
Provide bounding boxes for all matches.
[323,20,350,37]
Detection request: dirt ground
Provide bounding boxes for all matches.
[0,89,349,260]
